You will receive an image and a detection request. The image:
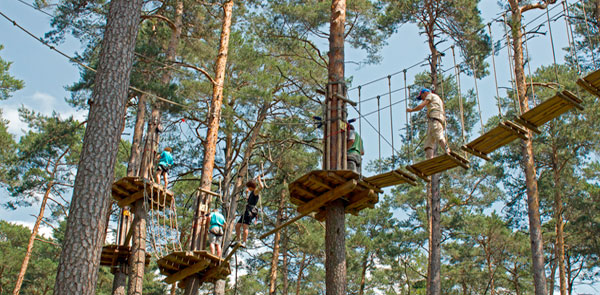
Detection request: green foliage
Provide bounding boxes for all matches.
[0,44,24,100]
[0,220,59,294]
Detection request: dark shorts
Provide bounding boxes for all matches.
[238,209,256,225]
[157,164,169,173]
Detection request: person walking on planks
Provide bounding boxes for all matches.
[208,208,226,257]
[234,175,264,248]
[154,147,174,189]
[407,88,451,158]
[347,124,364,173]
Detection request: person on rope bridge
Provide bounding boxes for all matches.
[347,124,364,173]
[154,147,174,189]
[208,207,226,257]
[407,88,450,159]
[234,175,264,248]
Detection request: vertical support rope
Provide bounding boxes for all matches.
[387,76,395,168]
[471,60,485,133]
[503,13,522,115]
[488,23,504,119]
[523,27,538,107]
[581,1,600,68]
[563,0,582,75]
[377,95,381,171]
[403,70,412,162]
[358,86,362,138]
[546,6,561,83]
[451,46,466,145]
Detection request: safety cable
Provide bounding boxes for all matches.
[523,26,538,107]
[451,46,466,145]
[546,5,561,83]
[471,60,485,133]
[580,1,599,68]
[387,75,395,168]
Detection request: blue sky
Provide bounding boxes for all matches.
[0,0,597,293]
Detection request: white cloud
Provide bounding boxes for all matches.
[0,90,87,137]
[10,220,53,238]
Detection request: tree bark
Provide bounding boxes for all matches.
[13,180,54,295]
[127,94,146,177]
[269,187,287,295]
[507,2,548,295]
[282,229,289,295]
[358,252,369,295]
[428,172,441,295]
[53,0,143,294]
[127,199,147,295]
[185,2,234,295]
[128,2,183,293]
[325,1,346,295]
[552,146,567,295]
[295,253,307,295]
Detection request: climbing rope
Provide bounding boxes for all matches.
[563,0,582,75]
[358,86,362,139]
[471,60,485,133]
[403,70,412,161]
[488,23,504,119]
[376,95,382,168]
[387,76,395,168]
[451,46,467,145]
[522,27,538,107]
[581,1,599,67]
[503,13,523,115]
[546,5,561,83]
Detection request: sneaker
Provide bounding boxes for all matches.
[239,242,246,248]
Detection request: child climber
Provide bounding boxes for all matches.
[208,208,226,257]
[234,175,264,248]
[154,147,174,189]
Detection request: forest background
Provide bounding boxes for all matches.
[0,0,599,294]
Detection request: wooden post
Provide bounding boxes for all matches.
[325,1,347,295]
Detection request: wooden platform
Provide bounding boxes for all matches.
[100,245,150,270]
[516,90,583,133]
[461,121,528,161]
[577,68,600,97]
[112,177,174,209]
[363,169,418,187]
[157,251,230,285]
[289,170,383,221]
[406,151,470,182]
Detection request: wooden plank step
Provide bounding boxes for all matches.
[518,90,582,132]
[407,152,470,182]
[461,121,528,160]
[364,169,417,188]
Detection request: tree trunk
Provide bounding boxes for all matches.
[127,94,146,177]
[507,3,548,295]
[552,146,567,295]
[428,172,441,295]
[127,199,147,295]
[325,1,346,295]
[295,253,307,295]
[185,2,234,295]
[128,2,183,292]
[282,229,289,295]
[13,180,54,295]
[53,0,143,294]
[213,100,269,295]
[358,252,369,295]
[269,187,287,295]
[111,271,128,295]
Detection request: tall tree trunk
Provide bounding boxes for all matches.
[214,100,270,295]
[185,2,234,295]
[127,94,146,177]
[53,0,143,294]
[358,252,369,295]
[13,179,54,295]
[325,1,346,295]
[507,3,548,295]
[113,93,145,295]
[269,186,287,295]
[552,146,567,295]
[282,229,289,295]
[128,2,184,293]
[295,253,307,295]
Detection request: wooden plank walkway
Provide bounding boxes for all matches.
[516,90,583,133]
[288,170,383,221]
[112,177,174,209]
[157,251,230,285]
[577,68,600,97]
[364,169,417,187]
[100,245,149,270]
[461,121,528,160]
[406,151,470,182]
